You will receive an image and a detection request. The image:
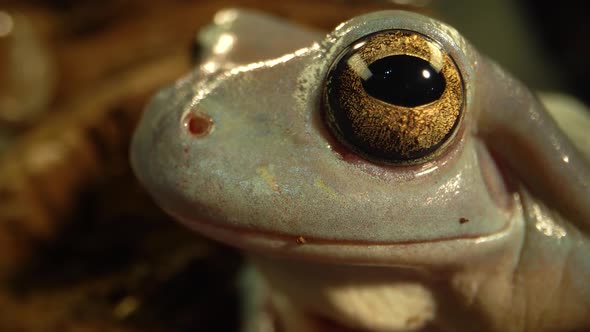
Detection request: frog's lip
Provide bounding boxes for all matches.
[171,211,517,266]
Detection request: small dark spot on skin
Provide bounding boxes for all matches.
[459,217,469,224]
[296,236,306,245]
[184,112,214,137]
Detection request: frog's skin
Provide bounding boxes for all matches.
[131,9,590,332]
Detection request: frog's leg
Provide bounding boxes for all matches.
[538,91,590,159]
[237,264,276,332]
[476,60,590,331]
[476,60,590,233]
[238,262,371,332]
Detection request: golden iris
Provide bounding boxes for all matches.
[324,30,464,165]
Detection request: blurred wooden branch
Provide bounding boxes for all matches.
[0,50,190,273]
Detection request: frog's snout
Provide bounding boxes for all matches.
[183,111,214,137]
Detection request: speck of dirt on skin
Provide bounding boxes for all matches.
[296,236,306,245]
[459,217,469,224]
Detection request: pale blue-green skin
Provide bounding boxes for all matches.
[131,9,590,332]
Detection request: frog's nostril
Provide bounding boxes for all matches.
[183,111,214,137]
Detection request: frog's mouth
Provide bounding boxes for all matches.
[170,207,518,267]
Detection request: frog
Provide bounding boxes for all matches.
[130,8,590,332]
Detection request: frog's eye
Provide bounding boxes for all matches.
[323,30,463,165]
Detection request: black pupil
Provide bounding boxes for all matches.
[361,55,445,107]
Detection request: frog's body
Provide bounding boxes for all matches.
[131,9,590,332]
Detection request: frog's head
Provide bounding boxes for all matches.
[131,9,589,267]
